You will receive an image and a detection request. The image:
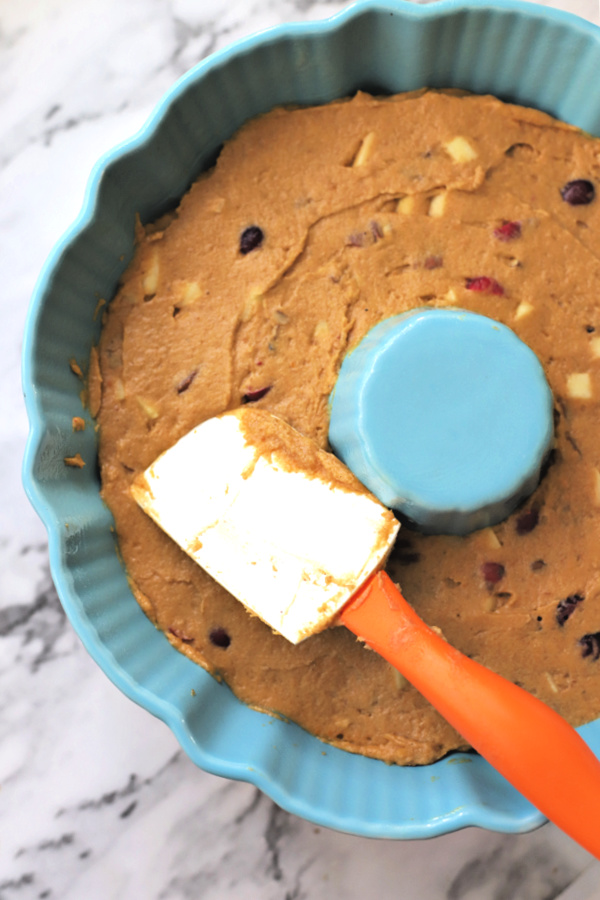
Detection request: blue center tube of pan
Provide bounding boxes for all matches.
[329,308,554,536]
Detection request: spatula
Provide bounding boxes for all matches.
[132,407,600,859]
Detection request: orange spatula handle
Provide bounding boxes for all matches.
[340,571,600,858]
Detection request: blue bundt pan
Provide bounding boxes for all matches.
[22,0,600,838]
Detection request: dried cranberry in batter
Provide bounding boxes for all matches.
[94,90,600,766]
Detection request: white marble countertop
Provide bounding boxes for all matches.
[3,0,600,897]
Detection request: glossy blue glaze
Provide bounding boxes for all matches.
[330,309,554,535]
[22,0,600,841]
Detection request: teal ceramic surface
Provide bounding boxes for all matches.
[329,309,554,535]
[22,0,600,838]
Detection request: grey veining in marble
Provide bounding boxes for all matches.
[2,1,599,897]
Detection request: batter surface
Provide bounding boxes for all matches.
[94,90,600,765]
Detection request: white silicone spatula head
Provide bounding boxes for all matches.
[131,407,399,643]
